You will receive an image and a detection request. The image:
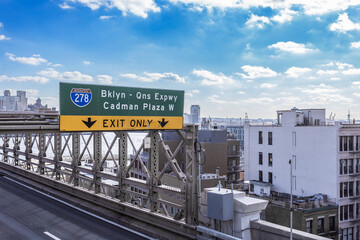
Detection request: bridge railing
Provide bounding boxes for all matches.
[0,124,199,238]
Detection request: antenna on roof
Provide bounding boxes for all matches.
[348,110,351,124]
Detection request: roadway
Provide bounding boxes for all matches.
[0,175,151,240]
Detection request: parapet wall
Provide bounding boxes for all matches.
[250,220,331,240]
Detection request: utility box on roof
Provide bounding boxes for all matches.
[207,189,234,221]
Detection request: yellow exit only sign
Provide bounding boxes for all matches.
[60,115,183,131]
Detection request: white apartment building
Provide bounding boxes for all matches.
[245,108,360,240]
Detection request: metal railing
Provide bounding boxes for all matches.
[0,120,200,238]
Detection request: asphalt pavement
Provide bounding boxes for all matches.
[0,175,150,240]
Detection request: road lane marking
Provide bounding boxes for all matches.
[3,176,157,240]
[44,231,61,240]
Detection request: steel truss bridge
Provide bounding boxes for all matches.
[0,112,200,239]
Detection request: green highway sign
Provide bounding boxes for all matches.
[59,82,184,131]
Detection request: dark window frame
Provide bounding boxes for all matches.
[268,132,272,145]
[259,170,263,182]
[258,131,263,144]
[268,153,273,166]
[259,152,263,165]
[268,172,273,184]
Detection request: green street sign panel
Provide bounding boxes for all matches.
[59,82,184,131]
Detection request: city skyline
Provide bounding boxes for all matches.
[1,1,360,119]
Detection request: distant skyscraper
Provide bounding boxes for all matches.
[0,90,27,111]
[190,105,200,124]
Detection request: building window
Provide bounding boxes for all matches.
[268,172,273,184]
[341,227,354,240]
[317,218,324,234]
[344,182,348,197]
[340,204,354,222]
[340,159,349,175]
[329,216,335,232]
[349,182,354,197]
[349,159,354,174]
[350,136,354,151]
[259,152,263,165]
[250,184,254,192]
[349,204,354,219]
[268,153,273,166]
[233,145,238,152]
[306,219,313,233]
[340,182,343,198]
[259,131,263,144]
[259,170,263,182]
[268,132,272,145]
[340,136,355,152]
[340,181,355,198]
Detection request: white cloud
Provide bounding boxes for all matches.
[121,72,185,83]
[268,41,318,54]
[121,73,138,79]
[193,69,235,86]
[6,76,49,83]
[238,91,245,95]
[351,41,360,49]
[245,14,270,29]
[0,35,11,41]
[275,96,301,102]
[343,68,360,75]
[285,67,312,78]
[25,89,40,96]
[309,94,352,103]
[6,53,47,65]
[271,9,297,23]
[0,75,8,81]
[260,83,277,88]
[246,97,275,104]
[99,15,115,20]
[353,93,360,97]
[330,13,360,33]
[238,65,278,79]
[51,63,63,67]
[59,3,74,9]
[83,60,92,65]
[144,72,185,83]
[0,22,3,28]
[317,70,338,75]
[208,95,237,104]
[97,74,113,84]
[71,0,161,18]
[168,0,360,15]
[301,84,338,94]
[37,68,93,82]
[336,62,353,70]
[185,89,200,97]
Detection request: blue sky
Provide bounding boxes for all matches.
[1,0,360,119]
